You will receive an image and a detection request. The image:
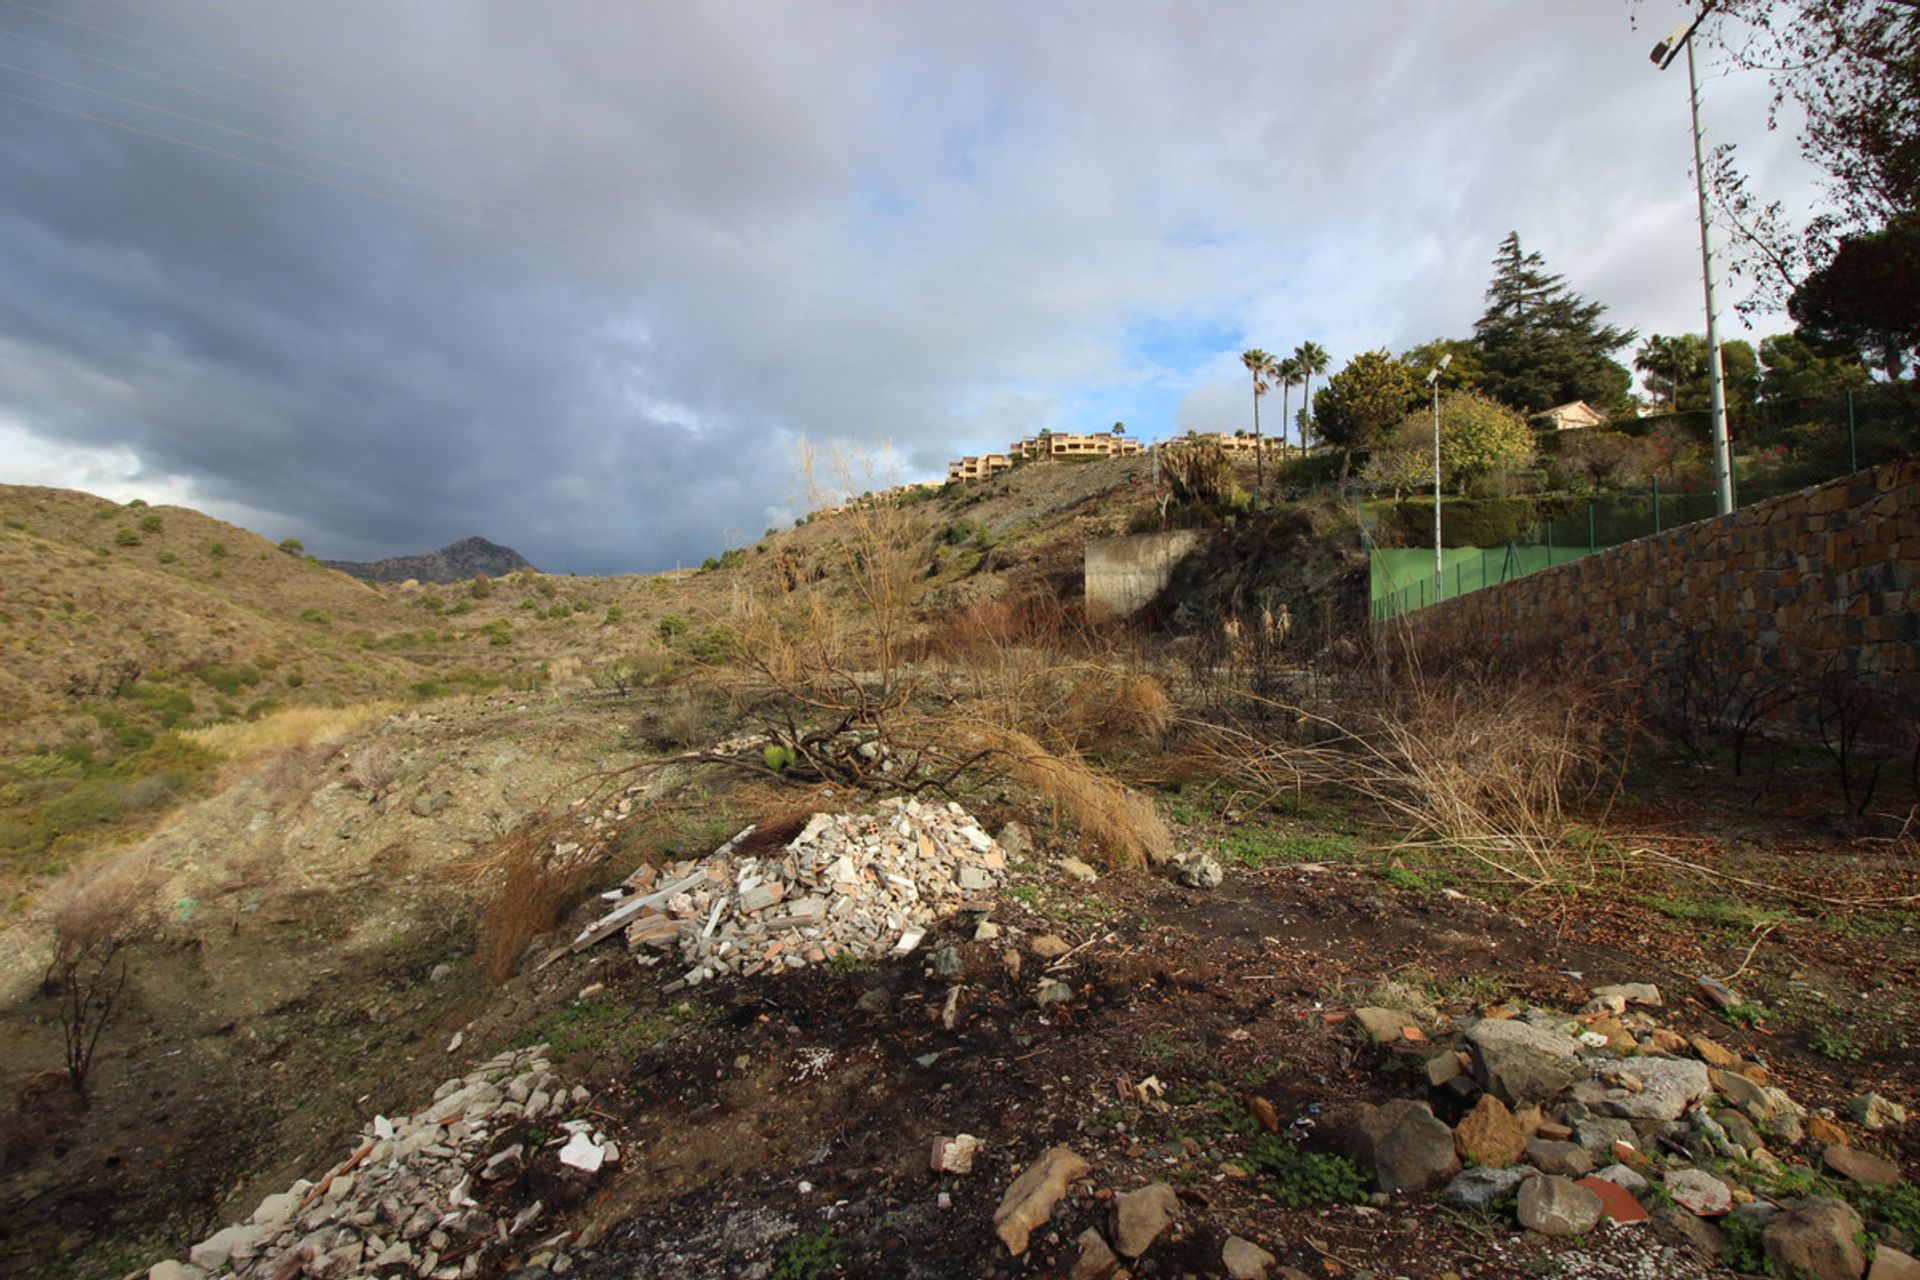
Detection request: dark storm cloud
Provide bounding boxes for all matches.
[0,2,1814,572]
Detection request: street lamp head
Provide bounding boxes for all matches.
[1425,353,1452,387]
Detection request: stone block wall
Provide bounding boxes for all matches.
[1392,456,1920,735]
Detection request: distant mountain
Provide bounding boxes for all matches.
[324,536,534,584]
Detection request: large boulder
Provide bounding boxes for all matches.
[1110,1183,1181,1258]
[1465,1019,1581,1107]
[1437,1167,1531,1214]
[1347,1100,1460,1195]
[1763,1198,1866,1280]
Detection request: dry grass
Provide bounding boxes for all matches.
[1200,654,1632,896]
[470,833,609,983]
[960,724,1173,868]
[184,701,398,759]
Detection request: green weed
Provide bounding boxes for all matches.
[1245,1138,1367,1207]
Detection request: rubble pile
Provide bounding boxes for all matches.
[146,1046,609,1280]
[1342,977,1915,1276]
[569,797,1009,987]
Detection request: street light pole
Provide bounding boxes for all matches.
[1654,10,1734,516]
[1428,354,1452,605]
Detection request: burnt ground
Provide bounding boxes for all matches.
[445,833,1917,1280]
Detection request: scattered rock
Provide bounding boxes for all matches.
[1171,850,1223,889]
[1030,934,1072,959]
[1036,979,1075,1007]
[1354,1006,1419,1044]
[1454,1095,1527,1168]
[1666,1168,1733,1217]
[1465,1019,1582,1108]
[1598,1056,1709,1121]
[1591,1163,1648,1192]
[1058,857,1099,882]
[1425,1051,1463,1087]
[1348,1099,1461,1195]
[1523,1139,1593,1178]
[1222,1235,1278,1279]
[854,987,892,1014]
[1110,1182,1181,1257]
[995,821,1035,858]
[1870,1246,1920,1280]
[1592,983,1662,1007]
[1763,1198,1866,1280]
[1437,1167,1530,1213]
[187,1225,265,1272]
[930,1134,981,1175]
[1824,1144,1902,1185]
[992,1147,1090,1255]
[1809,1114,1851,1146]
[410,790,453,817]
[1851,1093,1907,1131]
[147,1263,207,1280]
[1516,1175,1603,1238]
[1249,1096,1279,1132]
[1650,1205,1726,1259]
[1069,1227,1119,1280]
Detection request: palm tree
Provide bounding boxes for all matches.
[1293,341,1331,448]
[1240,348,1275,506]
[1273,356,1304,456]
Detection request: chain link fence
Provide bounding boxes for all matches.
[1370,384,1918,621]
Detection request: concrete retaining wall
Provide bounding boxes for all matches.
[1084,531,1206,623]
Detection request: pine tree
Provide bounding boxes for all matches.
[1472,232,1635,413]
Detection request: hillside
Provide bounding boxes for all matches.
[1,458,1918,1280]
[324,536,535,584]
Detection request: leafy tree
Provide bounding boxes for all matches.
[1757,331,1871,401]
[1401,338,1484,393]
[1312,350,1422,480]
[1687,1,1918,328]
[1293,341,1331,446]
[1472,232,1635,412]
[1635,333,1761,414]
[1788,216,1920,376]
[1240,348,1276,501]
[1273,356,1304,451]
[1417,390,1537,494]
[1360,422,1432,501]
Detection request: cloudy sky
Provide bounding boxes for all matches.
[0,1,1818,573]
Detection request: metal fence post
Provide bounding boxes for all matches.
[1848,390,1858,473]
[1546,522,1553,567]
[1588,505,1596,555]
[1654,477,1661,534]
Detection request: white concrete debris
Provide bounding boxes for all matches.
[575,797,1009,986]
[146,1045,608,1280]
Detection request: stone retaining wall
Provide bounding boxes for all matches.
[1391,456,1920,735]
[1084,531,1206,623]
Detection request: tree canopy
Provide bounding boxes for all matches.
[1472,232,1635,413]
[1313,350,1422,479]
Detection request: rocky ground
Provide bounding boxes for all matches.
[111,798,1920,1280]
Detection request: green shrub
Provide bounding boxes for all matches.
[139,514,163,533]
[284,670,304,688]
[604,605,624,625]
[772,1228,841,1280]
[1375,496,1537,548]
[657,615,689,641]
[157,551,177,563]
[299,608,330,626]
[481,619,512,646]
[45,781,126,830]
[421,595,445,612]
[467,576,494,599]
[279,538,304,555]
[113,527,141,547]
[93,505,116,520]
[763,744,798,771]
[1246,1138,1368,1207]
[208,541,227,557]
[198,665,261,695]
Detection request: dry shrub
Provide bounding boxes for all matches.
[962,724,1172,868]
[38,855,162,1097]
[1061,669,1174,749]
[468,832,610,983]
[1203,651,1630,895]
[185,701,397,759]
[344,742,402,794]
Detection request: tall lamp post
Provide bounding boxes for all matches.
[1652,8,1734,516]
[1428,353,1452,604]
